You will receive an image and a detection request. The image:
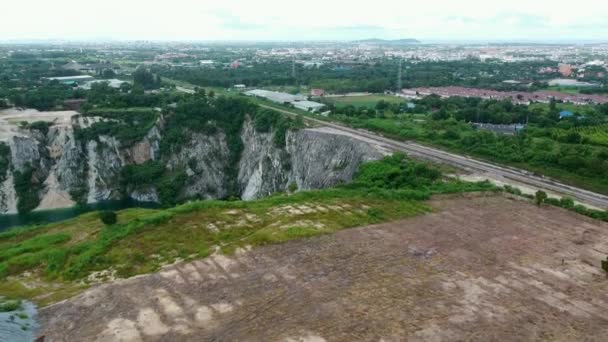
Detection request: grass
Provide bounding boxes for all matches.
[0,155,496,306]
[528,102,596,115]
[324,95,406,108]
[546,86,581,95]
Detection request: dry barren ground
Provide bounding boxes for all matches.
[38,195,608,341]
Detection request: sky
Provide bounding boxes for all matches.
[1,0,608,42]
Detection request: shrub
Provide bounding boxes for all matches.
[367,208,385,220]
[503,185,522,196]
[559,197,575,208]
[0,300,22,312]
[99,211,117,225]
[535,190,548,206]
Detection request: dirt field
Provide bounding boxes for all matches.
[0,108,77,141]
[37,195,608,341]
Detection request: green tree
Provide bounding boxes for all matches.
[99,211,117,225]
[133,68,160,90]
[535,190,548,206]
[101,69,116,79]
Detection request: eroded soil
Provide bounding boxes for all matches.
[38,195,608,341]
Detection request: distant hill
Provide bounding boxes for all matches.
[354,38,421,45]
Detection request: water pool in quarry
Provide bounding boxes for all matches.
[0,200,159,231]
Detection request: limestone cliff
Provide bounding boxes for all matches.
[0,115,385,214]
[238,119,384,200]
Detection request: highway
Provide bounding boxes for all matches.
[260,104,608,210]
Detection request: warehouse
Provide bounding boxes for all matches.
[244,89,305,104]
[245,89,326,113]
[293,100,326,113]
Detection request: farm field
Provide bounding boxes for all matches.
[323,94,407,108]
[37,194,608,341]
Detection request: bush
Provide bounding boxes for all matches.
[559,197,575,208]
[503,185,522,196]
[367,208,385,220]
[99,211,117,225]
[0,300,22,312]
[535,190,548,206]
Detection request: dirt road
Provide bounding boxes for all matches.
[260,104,608,210]
[38,194,608,341]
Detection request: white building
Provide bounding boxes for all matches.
[293,100,326,113]
[244,89,306,103]
[81,79,127,90]
[245,89,326,113]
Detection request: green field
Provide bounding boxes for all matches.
[546,86,581,95]
[528,102,596,114]
[324,95,407,108]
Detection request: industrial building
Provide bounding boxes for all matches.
[245,89,305,103]
[293,100,326,112]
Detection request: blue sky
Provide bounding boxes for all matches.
[2,0,607,42]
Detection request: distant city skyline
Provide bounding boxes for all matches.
[2,0,608,42]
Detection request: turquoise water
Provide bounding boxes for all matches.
[0,200,160,232]
[0,300,38,342]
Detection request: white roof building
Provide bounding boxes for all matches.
[245,89,326,113]
[293,100,326,113]
[244,89,306,103]
[81,79,127,90]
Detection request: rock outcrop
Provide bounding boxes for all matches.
[0,115,385,214]
[238,119,384,200]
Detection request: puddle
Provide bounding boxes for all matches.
[0,300,39,342]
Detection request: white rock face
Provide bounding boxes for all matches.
[0,113,386,214]
[0,171,18,214]
[167,132,231,200]
[130,188,159,203]
[237,118,385,200]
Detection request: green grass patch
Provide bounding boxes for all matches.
[324,95,406,109]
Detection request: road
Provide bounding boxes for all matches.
[260,104,608,210]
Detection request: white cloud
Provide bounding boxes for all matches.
[1,0,607,41]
